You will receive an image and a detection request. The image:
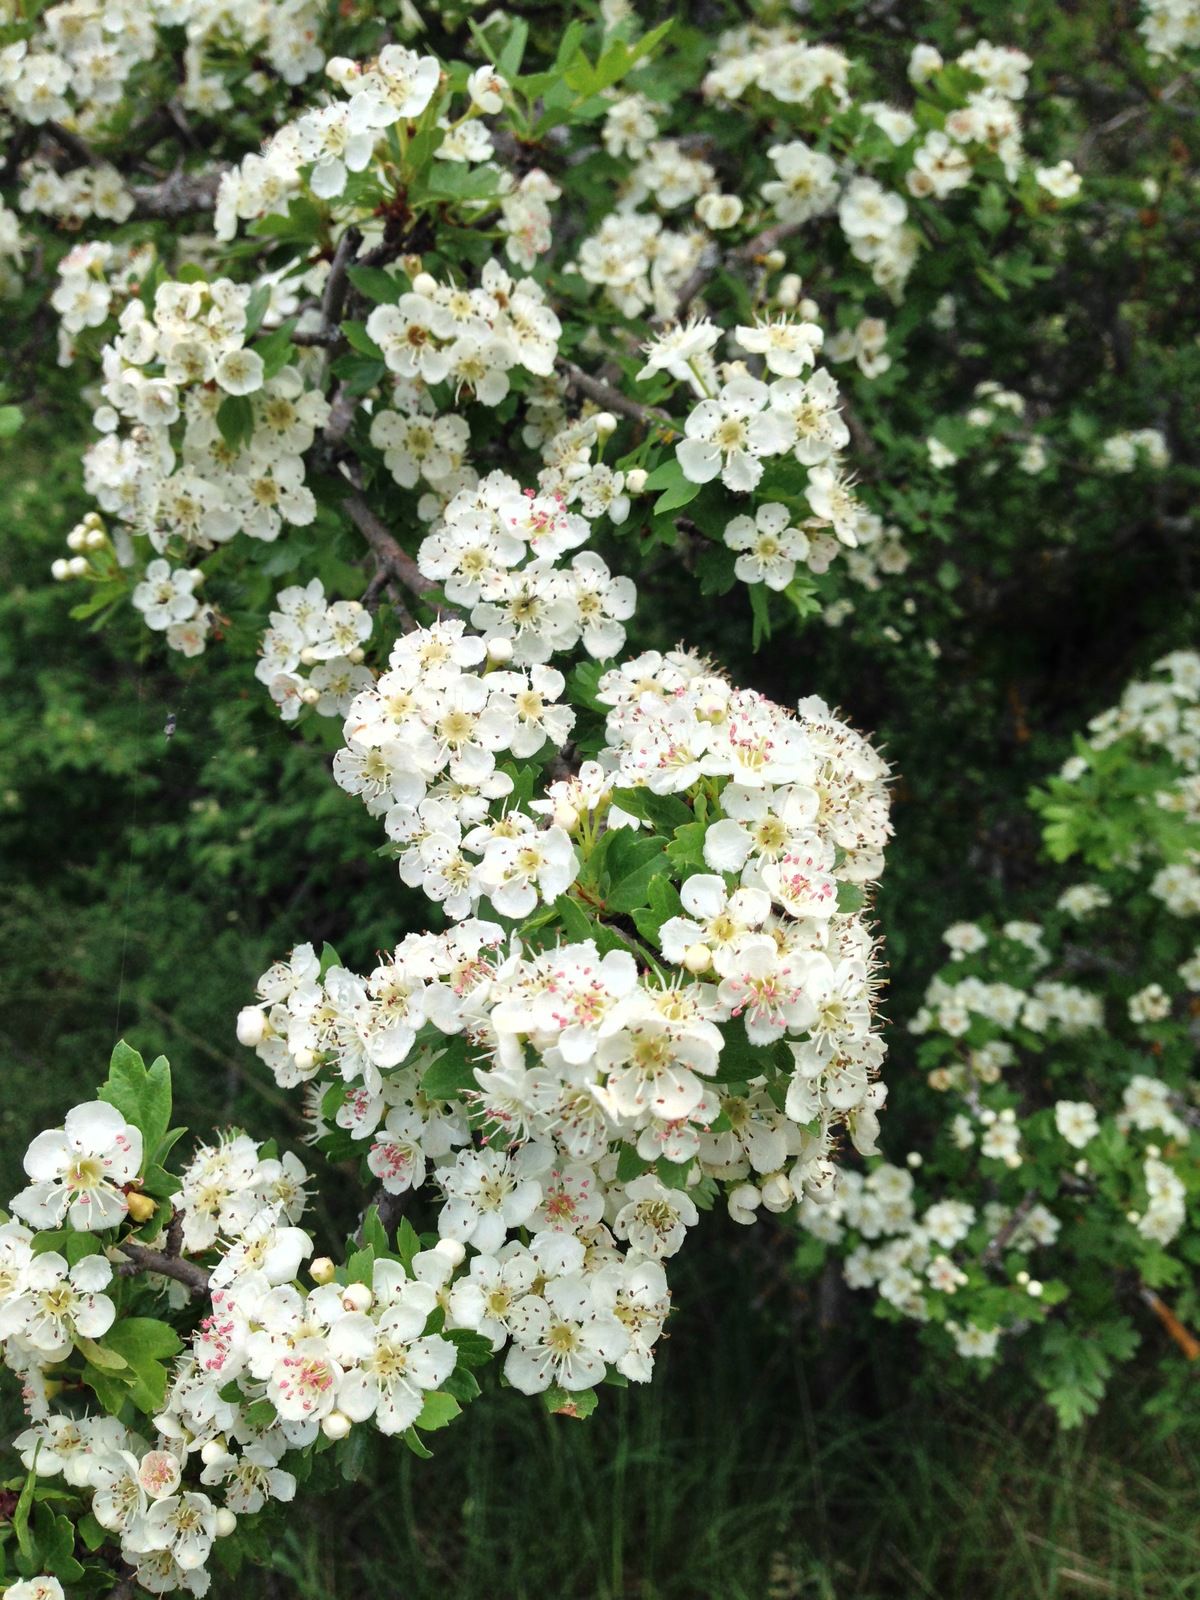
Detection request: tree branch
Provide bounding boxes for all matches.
[557,360,679,434]
[129,168,223,218]
[343,491,439,605]
[981,1189,1038,1267]
[116,1240,211,1297]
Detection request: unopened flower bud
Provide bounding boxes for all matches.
[552,803,579,832]
[67,527,87,551]
[763,248,786,271]
[68,555,89,576]
[799,297,820,321]
[411,271,439,296]
[299,647,318,666]
[51,558,70,580]
[1016,1270,1029,1285]
[727,1183,761,1225]
[761,1172,793,1212]
[236,1006,267,1047]
[85,528,107,550]
[293,1047,316,1073]
[124,1190,157,1224]
[322,1411,352,1441]
[348,647,365,664]
[626,468,648,493]
[341,1282,373,1313]
[592,411,617,439]
[1026,1279,1043,1298]
[310,1256,336,1285]
[776,273,802,308]
[200,1439,228,1467]
[435,1237,466,1268]
[214,1509,238,1538]
[300,685,321,705]
[84,511,104,530]
[906,1151,923,1168]
[1146,1143,1160,1159]
[485,636,513,664]
[683,944,711,974]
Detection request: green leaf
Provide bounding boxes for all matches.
[446,1327,493,1369]
[416,1390,462,1431]
[610,787,692,832]
[543,1384,599,1418]
[346,265,403,304]
[711,1022,790,1085]
[748,582,772,649]
[254,321,298,381]
[836,882,865,914]
[395,1216,422,1273]
[341,321,385,361]
[99,1042,172,1166]
[76,1336,129,1371]
[102,1317,184,1413]
[666,820,708,875]
[616,1145,651,1183]
[421,1036,480,1101]
[402,1426,434,1459]
[216,393,255,450]
[643,457,700,514]
[243,283,273,339]
[601,830,670,914]
[13,1448,38,1560]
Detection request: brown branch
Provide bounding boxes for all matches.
[44,120,99,167]
[981,1189,1038,1267]
[344,491,439,603]
[116,1239,211,1297]
[557,360,679,435]
[129,168,223,218]
[1140,1284,1200,1360]
[736,218,804,263]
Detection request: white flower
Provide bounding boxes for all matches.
[735,317,823,378]
[676,378,792,493]
[1054,1100,1099,1149]
[1035,160,1081,200]
[612,1175,699,1259]
[214,346,264,396]
[0,1251,115,1358]
[504,1274,628,1393]
[329,1282,455,1433]
[132,560,202,632]
[723,502,809,590]
[12,1101,143,1230]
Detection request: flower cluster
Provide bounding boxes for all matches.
[256,579,373,722]
[793,652,1200,1422]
